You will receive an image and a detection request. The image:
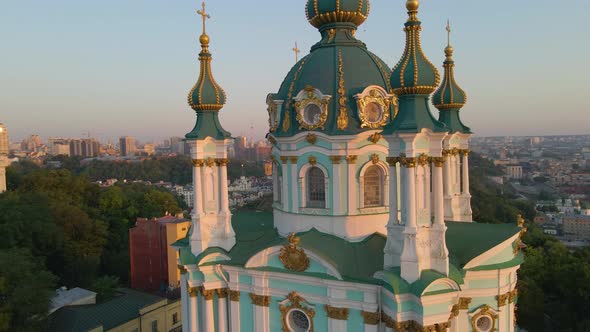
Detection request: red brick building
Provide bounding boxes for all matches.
[129,214,190,292]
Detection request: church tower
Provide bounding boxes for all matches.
[0,123,9,193]
[185,2,235,256]
[433,22,473,222]
[267,0,397,241]
[382,0,450,283]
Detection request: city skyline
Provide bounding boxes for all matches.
[2,0,589,142]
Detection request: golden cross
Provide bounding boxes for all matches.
[292,42,301,63]
[446,19,452,47]
[197,1,211,34]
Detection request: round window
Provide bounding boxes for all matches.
[303,104,322,125]
[287,309,310,332]
[364,102,384,123]
[475,315,493,332]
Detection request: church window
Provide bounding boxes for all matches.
[474,315,493,332]
[364,165,384,207]
[307,167,325,208]
[287,309,311,332]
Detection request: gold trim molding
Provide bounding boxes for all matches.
[280,292,315,332]
[188,286,202,298]
[355,86,393,129]
[201,289,215,301]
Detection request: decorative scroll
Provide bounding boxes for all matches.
[279,233,310,272]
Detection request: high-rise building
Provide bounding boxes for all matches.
[0,123,9,193]
[176,2,522,331]
[119,136,136,156]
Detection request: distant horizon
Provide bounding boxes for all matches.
[2,1,589,144]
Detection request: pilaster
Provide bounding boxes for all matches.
[326,305,348,332]
[229,290,241,332]
[250,293,270,332]
[201,289,215,332]
[216,289,228,332]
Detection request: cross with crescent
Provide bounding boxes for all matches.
[197,1,210,34]
[292,42,301,63]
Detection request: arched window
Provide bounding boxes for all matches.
[364,165,383,207]
[306,167,325,208]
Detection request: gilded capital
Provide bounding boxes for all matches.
[458,297,472,310]
[192,159,204,167]
[461,149,470,156]
[329,155,342,164]
[386,156,400,166]
[417,154,430,166]
[381,313,396,328]
[451,147,460,156]
[325,305,349,320]
[188,286,202,298]
[229,290,241,302]
[362,311,380,325]
[177,265,187,275]
[201,289,215,301]
[249,293,270,307]
[346,155,358,164]
[431,157,445,167]
[217,158,229,166]
[497,293,509,307]
[205,157,215,167]
[289,156,298,164]
[401,157,417,168]
[280,156,289,164]
[509,289,518,303]
[216,288,228,299]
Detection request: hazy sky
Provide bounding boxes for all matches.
[2,0,589,143]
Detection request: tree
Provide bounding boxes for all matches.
[91,276,120,302]
[0,249,56,332]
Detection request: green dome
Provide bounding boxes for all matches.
[271,26,393,136]
[188,34,227,112]
[306,0,370,29]
[390,2,439,96]
[433,47,467,110]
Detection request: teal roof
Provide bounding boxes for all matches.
[445,221,521,268]
[185,111,231,140]
[432,46,471,133]
[306,0,370,29]
[272,26,393,137]
[177,211,523,294]
[48,288,166,332]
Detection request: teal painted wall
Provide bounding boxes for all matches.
[314,302,329,332]
[347,290,364,302]
[269,296,282,332]
[423,302,452,316]
[239,293,254,332]
[239,274,252,286]
[213,294,219,331]
[347,309,364,331]
[468,278,498,289]
[269,279,328,297]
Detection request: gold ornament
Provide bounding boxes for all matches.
[470,305,498,332]
[458,297,472,310]
[306,133,317,145]
[229,290,240,302]
[280,292,315,332]
[368,132,382,144]
[371,154,380,165]
[337,51,349,130]
[267,101,278,132]
[216,288,228,299]
[361,311,380,325]
[205,157,215,167]
[329,156,342,164]
[192,159,204,167]
[279,233,310,272]
[201,289,215,301]
[417,154,430,166]
[294,86,330,130]
[432,157,445,167]
[356,88,391,129]
[308,156,317,166]
[346,155,358,164]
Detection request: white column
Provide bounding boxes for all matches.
[252,296,270,332]
[217,291,228,332]
[281,159,289,210]
[272,164,278,202]
[454,154,461,194]
[347,156,357,215]
[462,151,470,195]
[219,162,230,214]
[433,160,444,225]
[405,165,417,228]
[290,159,299,212]
[0,166,6,193]
[388,160,398,225]
[189,288,199,332]
[332,158,343,214]
[328,318,346,332]
[229,291,241,332]
[180,274,189,332]
[364,324,378,332]
[326,306,348,332]
[193,163,204,217]
[202,290,215,332]
[443,154,452,196]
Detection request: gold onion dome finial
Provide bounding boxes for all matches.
[187,1,226,112]
[433,20,467,110]
[390,0,440,95]
[305,0,370,29]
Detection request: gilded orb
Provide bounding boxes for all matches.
[406,0,419,11]
[199,33,210,45]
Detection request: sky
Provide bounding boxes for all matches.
[1,0,589,144]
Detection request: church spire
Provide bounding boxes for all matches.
[433,21,471,133]
[383,0,446,134]
[186,1,230,140]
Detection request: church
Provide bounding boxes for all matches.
[175,1,524,331]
